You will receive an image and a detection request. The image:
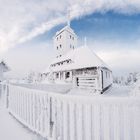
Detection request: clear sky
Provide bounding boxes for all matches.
[0,0,140,78]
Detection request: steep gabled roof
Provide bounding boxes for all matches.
[44,46,110,73]
[55,25,76,37]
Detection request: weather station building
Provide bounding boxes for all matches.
[43,18,113,94]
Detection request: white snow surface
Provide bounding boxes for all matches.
[0,81,139,140]
[0,93,44,140]
[12,82,133,96]
[45,46,109,72]
[68,84,132,97]
[0,108,45,140]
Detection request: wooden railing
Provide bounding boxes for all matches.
[1,84,140,140]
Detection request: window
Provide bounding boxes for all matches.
[72,37,74,40]
[106,71,108,78]
[57,46,58,50]
[73,46,74,49]
[70,35,71,39]
[60,35,61,39]
[57,37,58,40]
[66,72,70,79]
[60,44,62,48]
[70,44,72,48]
[108,72,110,78]
[56,73,59,78]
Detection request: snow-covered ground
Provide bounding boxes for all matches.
[68,84,133,97]
[0,93,45,140]
[0,82,139,140]
[12,83,72,94]
[11,83,133,97]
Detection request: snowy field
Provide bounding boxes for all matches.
[12,83,72,94]
[11,83,132,97]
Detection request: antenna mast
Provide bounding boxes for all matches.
[67,8,71,27]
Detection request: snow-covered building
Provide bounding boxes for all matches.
[0,61,10,82]
[43,21,112,93]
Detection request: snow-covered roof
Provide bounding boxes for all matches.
[55,25,77,37]
[44,46,110,73]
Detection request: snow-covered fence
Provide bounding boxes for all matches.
[4,84,140,140]
[0,83,9,107]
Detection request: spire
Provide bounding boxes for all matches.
[67,8,71,27]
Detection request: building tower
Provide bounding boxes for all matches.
[53,12,78,58]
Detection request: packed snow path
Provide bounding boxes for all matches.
[0,97,45,140]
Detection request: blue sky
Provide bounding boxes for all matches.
[32,11,140,44]
[1,1,140,78]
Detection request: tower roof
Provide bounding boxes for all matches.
[55,25,76,37]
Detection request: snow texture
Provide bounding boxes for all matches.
[0,89,45,140]
[0,83,139,140]
[45,47,109,73]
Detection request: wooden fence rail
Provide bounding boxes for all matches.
[1,84,140,140]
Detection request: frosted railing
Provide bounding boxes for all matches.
[4,84,140,140]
